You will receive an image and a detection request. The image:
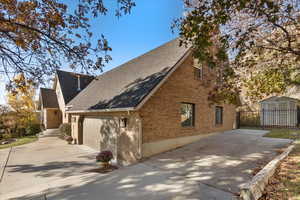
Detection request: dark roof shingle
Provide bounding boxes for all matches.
[67,38,189,111]
[40,88,59,108]
[56,70,94,104]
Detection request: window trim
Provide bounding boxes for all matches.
[193,59,203,80]
[216,69,223,85]
[215,106,223,125]
[181,102,195,127]
[193,66,203,80]
[120,117,128,128]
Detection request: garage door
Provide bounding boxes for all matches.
[83,117,118,161]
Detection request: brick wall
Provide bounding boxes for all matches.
[139,54,236,144]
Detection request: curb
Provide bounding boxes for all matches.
[0,147,12,182]
[239,144,295,200]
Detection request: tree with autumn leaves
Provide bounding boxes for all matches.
[175,0,300,104]
[6,74,38,135]
[0,0,135,90]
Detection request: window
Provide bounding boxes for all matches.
[194,67,203,80]
[215,106,223,125]
[216,69,223,84]
[193,59,203,80]
[120,118,128,128]
[181,103,195,127]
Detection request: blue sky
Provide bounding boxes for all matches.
[0,0,184,105]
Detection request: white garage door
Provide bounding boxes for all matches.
[83,117,118,161]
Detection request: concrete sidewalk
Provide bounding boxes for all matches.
[0,148,10,182]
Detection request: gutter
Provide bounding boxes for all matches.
[66,107,135,114]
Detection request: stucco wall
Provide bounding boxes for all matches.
[71,111,141,165]
[71,115,81,144]
[139,55,236,155]
[55,77,70,123]
[45,108,61,129]
[118,113,141,165]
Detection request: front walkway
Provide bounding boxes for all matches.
[0,129,293,200]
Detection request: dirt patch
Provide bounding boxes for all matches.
[258,144,300,200]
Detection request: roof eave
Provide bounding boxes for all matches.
[66,107,135,114]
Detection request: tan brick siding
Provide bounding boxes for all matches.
[139,55,236,143]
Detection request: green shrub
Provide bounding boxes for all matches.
[16,128,26,137]
[2,133,12,139]
[26,124,41,136]
[59,123,71,136]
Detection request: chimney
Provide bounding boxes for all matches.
[77,75,81,91]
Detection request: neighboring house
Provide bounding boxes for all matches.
[38,70,94,129]
[66,39,237,165]
[260,96,300,127]
[39,88,61,129]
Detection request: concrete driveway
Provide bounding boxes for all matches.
[0,129,292,200]
[0,130,98,197]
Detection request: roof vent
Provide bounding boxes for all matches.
[77,75,81,91]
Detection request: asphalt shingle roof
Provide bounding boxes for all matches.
[56,70,94,104]
[40,88,59,109]
[67,38,189,111]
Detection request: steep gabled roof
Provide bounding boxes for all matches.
[39,88,59,109]
[67,38,190,112]
[56,70,94,104]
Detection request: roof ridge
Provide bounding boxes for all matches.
[56,69,95,77]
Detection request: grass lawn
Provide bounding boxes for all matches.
[0,135,38,149]
[264,129,300,140]
[259,129,300,200]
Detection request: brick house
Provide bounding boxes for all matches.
[64,39,237,165]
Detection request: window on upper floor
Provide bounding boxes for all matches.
[216,69,223,84]
[193,59,203,80]
[181,103,195,127]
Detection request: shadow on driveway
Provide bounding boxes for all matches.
[0,129,293,200]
